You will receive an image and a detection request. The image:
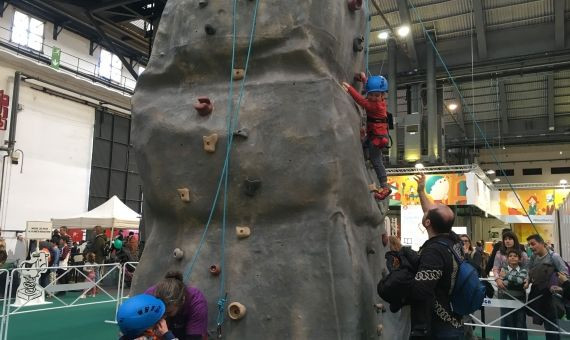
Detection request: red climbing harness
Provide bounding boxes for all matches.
[366,116,390,149]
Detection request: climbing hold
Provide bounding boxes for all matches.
[205,24,216,35]
[173,248,184,260]
[376,324,384,336]
[243,177,261,197]
[374,303,384,313]
[354,72,365,82]
[228,302,247,320]
[233,128,249,139]
[177,188,191,202]
[194,97,214,116]
[209,264,221,276]
[233,68,245,80]
[236,226,251,239]
[353,36,364,52]
[203,133,219,153]
[347,0,363,11]
[198,0,208,8]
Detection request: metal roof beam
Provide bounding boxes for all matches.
[85,10,139,80]
[90,0,143,13]
[396,0,418,68]
[472,0,487,59]
[498,80,509,135]
[555,0,565,49]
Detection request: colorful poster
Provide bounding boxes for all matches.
[514,224,555,246]
[388,173,468,207]
[496,189,569,223]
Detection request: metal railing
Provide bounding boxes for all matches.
[466,278,570,337]
[0,261,136,339]
[0,24,136,97]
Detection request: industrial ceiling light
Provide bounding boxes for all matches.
[397,25,410,37]
[561,179,568,185]
[447,103,458,111]
[378,31,389,40]
[415,163,424,169]
[493,178,501,183]
[485,170,495,175]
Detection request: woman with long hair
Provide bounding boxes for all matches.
[459,234,482,275]
[492,231,529,340]
[145,271,208,340]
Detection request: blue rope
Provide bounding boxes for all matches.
[364,0,371,76]
[407,2,540,234]
[217,0,261,327]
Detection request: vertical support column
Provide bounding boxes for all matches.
[387,38,398,165]
[410,84,420,114]
[547,74,555,131]
[426,32,437,162]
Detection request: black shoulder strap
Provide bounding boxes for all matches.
[436,240,463,264]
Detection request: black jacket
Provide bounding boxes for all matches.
[408,232,464,337]
[377,246,419,312]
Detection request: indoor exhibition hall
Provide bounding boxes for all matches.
[0,0,568,339]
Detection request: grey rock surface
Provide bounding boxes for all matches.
[131,1,389,338]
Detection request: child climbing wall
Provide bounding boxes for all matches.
[342,73,391,200]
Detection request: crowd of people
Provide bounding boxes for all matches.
[376,174,570,340]
[18,226,140,298]
[112,173,570,340]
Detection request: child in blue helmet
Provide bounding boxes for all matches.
[342,73,391,200]
[117,294,178,340]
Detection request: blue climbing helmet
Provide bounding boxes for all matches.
[117,294,166,338]
[366,75,388,94]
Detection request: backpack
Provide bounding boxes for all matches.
[437,241,485,315]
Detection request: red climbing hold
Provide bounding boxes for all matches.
[373,187,392,201]
[194,97,213,116]
[348,0,363,11]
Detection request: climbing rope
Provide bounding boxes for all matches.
[364,0,371,76]
[182,0,261,334]
[407,2,541,235]
[218,0,261,328]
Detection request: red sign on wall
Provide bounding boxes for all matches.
[0,90,8,131]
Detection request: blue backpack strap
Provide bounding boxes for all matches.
[436,240,463,264]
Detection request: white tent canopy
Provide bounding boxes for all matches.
[51,196,140,230]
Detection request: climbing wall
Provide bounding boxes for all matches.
[131,0,388,338]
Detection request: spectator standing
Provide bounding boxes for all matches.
[461,234,482,275]
[498,249,528,340]
[59,226,72,248]
[493,231,528,287]
[407,174,464,339]
[526,234,568,340]
[92,225,107,265]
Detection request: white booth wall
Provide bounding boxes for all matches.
[0,64,94,230]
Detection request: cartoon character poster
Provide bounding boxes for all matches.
[388,173,468,207]
[497,189,569,224]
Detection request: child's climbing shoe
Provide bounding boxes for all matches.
[373,187,391,201]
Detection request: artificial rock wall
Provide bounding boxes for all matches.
[131,1,388,338]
